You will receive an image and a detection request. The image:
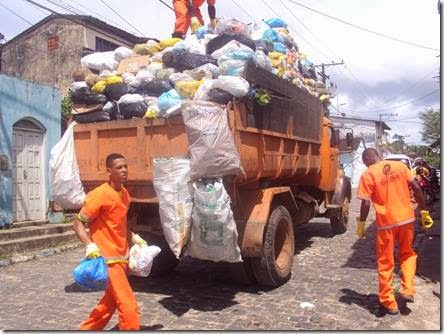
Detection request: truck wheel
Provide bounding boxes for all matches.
[228,258,257,285]
[251,206,295,287]
[138,232,179,277]
[330,196,350,235]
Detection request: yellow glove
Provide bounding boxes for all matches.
[210,18,217,29]
[356,219,366,239]
[190,16,202,33]
[86,242,101,259]
[420,210,434,229]
[132,233,147,246]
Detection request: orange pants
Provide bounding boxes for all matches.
[173,0,204,36]
[376,223,417,310]
[79,262,140,330]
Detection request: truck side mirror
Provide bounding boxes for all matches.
[331,129,340,147]
[346,132,353,147]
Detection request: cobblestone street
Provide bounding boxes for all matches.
[0,195,440,331]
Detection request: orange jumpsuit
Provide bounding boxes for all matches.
[173,0,216,37]
[78,182,140,330]
[357,160,417,310]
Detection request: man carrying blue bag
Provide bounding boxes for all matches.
[72,153,147,330]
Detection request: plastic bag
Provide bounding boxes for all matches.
[251,21,270,41]
[117,94,147,119]
[218,59,247,77]
[169,72,195,84]
[114,46,135,61]
[265,17,288,28]
[104,82,131,101]
[173,34,206,55]
[105,75,123,85]
[212,75,249,97]
[262,29,284,44]
[133,40,160,55]
[175,80,202,98]
[69,84,107,105]
[181,101,244,179]
[158,89,182,111]
[193,79,214,100]
[162,51,217,72]
[255,50,273,71]
[146,80,173,97]
[207,88,233,104]
[206,33,256,55]
[128,244,161,277]
[91,80,107,94]
[159,37,182,50]
[73,256,108,290]
[214,17,250,36]
[73,110,111,123]
[187,179,242,263]
[49,122,86,209]
[134,69,155,86]
[210,40,254,60]
[153,157,193,258]
[273,42,287,53]
[81,51,118,72]
[156,67,175,81]
[186,63,220,80]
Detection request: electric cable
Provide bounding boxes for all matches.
[285,0,439,52]
[99,0,145,36]
[0,2,34,25]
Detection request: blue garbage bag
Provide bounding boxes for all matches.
[73,256,109,291]
[158,89,182,111]
[262,29,284,44]
[273,42,287,53]
[265,18,288,28]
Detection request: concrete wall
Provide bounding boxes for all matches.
[0,74,61,226]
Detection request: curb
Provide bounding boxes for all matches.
[0,241,83,268]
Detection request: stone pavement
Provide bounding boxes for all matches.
[0,194,440,331]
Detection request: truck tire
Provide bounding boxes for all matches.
[228,258,257,285]
[251,206,295,287]
[138,232,179,277]
[330,196,350,235]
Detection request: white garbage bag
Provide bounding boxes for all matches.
[114,46,135,61]
[49,122,86,209]
[128,244,161,277]
[80,51,118,72]
[212,75,249,97]
[187,179,242,263]
[153,157,193,258]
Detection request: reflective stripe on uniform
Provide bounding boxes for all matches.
[377,218,415,231]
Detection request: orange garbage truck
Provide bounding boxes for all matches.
[73,62,352,287]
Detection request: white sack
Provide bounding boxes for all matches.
[114,46,135,61]
[49,122,86,209]
[153,157,193,258]
[187,179,242,263]
[212,75,249,97]
[80,51,118,72]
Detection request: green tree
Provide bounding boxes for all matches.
[386,133,407,153]
[61,94,72,118]
[419,108,440,144]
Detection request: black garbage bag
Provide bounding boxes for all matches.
[73,111,111,123]
[162,51,217,72]
[207,88,233,105]
[144,80,172,97]
[118,100,148,119]
[104,83,131,101]
[70,86,107,105]
[254,40,270,55]
[206,33,256,55]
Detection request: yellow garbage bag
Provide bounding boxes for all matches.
[133,43,160,55]
[144,105,158,119]
[159,38,182,51]
[105,75,123,85]
[175,80,202,98]
[91,80,107,93]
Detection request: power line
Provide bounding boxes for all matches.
[157,0,174,11]
[285,0,439,52]
[231,0,255,21]
[99,0,145,36]
[342,89,440,114]
[65,0,136,34]
[0,2,34,25]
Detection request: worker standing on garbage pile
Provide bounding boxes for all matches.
[355,148,433,315]
[72,153,147,330]
[172,0,217,39]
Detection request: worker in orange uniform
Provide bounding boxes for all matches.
[72,153,147,330]
[356,148,433,315]
[172,0,217,39]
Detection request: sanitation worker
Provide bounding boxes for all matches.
[72,153,147,330]
[356,148,433,315]
[172,0,216,39]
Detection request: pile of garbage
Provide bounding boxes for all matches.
[69,17,331,123]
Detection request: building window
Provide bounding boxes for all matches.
[95,37,119,52]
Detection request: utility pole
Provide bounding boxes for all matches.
[0,33,4,73]
[379,113,398,156]
[314,60,344,85]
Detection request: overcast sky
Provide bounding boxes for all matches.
[0,0,441,145]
